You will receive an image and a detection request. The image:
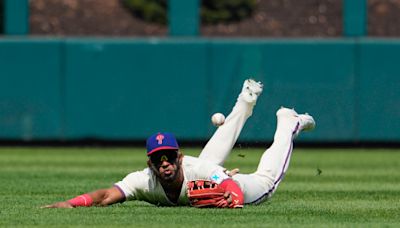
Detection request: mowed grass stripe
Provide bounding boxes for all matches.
[0,147,399,227]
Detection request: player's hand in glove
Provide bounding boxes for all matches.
[187,179,244,208]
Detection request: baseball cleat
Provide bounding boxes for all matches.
[276,107,315,137]
[240,79,263,104]
[298,113,315,132]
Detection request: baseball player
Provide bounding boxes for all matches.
[42,79,315,208]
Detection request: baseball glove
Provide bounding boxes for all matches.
[187,180,229,208]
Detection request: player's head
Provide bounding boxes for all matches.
[146,132,183,182]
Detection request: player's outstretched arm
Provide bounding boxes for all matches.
[41,186,124,208]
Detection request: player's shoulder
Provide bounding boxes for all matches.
[182,155,199,163]
[182,155,225,182]
[182,155,210,167]
[122,168,154,186]
[182,155,223,171]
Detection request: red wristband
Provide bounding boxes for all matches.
[68,194,93,207]
[219,179,244,208]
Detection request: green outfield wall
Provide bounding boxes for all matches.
[0,38,399,143]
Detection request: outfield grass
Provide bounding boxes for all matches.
[0,147,399,227]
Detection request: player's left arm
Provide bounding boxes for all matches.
[219,178,244,208]
[207,166,243,208]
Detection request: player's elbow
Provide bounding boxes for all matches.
[98,198,114,206]
[98,187,125,206]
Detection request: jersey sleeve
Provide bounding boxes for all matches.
[208,167,230,184]
[114,168,152,200]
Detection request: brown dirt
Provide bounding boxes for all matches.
[29,0,400,37]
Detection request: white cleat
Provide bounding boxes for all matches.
[239,79,263,104]
[298,113,315,132]
[276,107,315,137]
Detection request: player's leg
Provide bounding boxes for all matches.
[198,79,263,166]
[232,107,315,204]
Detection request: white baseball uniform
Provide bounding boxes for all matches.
[115,86,302,206]
[115,156,230,206]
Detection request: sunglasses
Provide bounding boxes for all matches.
[149,150,178,166]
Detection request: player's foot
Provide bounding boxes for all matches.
[276,107,315,137]
[239,79,263,104]
[298,113,315,132]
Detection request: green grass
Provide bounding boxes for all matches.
[0,147,399,227]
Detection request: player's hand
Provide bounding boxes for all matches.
[41,201,74,208]
[224,168,240,177]
[223,191,233,204]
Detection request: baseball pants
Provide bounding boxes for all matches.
[198,96,299,204]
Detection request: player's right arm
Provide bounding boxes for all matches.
[41,186,125,208]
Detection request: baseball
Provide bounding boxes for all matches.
[211,113,225,127]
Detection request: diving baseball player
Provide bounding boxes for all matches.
[42,79,315,208]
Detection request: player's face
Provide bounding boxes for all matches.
[148,150,181,182]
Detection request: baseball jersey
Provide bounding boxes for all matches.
[114,155,229,206]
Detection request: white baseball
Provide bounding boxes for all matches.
[211,113,225,127]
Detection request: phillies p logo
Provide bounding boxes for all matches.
[156,134,164,144]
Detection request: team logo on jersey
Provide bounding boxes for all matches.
[156,134,164,144]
